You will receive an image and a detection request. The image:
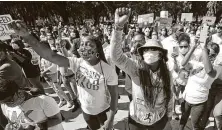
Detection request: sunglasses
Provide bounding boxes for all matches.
[179,46,189,49]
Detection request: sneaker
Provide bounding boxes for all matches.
[172,113,179,120]
[72,99,80,112]
[67,101,73,108]
[58,100,67,108]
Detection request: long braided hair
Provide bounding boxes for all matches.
[138,49,171,108]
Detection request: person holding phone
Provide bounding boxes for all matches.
[179,36,222,130]
[171,33,195,120]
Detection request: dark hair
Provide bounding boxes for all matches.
[82,36,107,63]
[161,28,168,37]
[210,42,220,54]
[60,39,71,50]
[0,78,18,100]
[137,56,171,109]
[13,40,25,49]
[178,33,191,45]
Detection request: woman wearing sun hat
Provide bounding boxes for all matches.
[110,7,172,130]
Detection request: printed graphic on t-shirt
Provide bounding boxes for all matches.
[133,97,166,125]
[5,109,34,129]
[190,66,205,78]
[76,66,101,91]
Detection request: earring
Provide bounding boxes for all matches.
[96,53,99,58]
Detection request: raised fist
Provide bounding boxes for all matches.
[8,20,30,37]
[115,8,131,27]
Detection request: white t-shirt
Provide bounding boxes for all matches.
[68,57,118,115]
[161,35,178,71]
[41,58,57,74]
[1,95,61,129]
[103,45,115,69]
[183,61,222,104]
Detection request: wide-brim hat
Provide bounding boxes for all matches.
[137,39,168,60]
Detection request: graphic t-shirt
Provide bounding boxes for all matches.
[68,57,118,115]
[1,95,60,130]
[183,61,222,104]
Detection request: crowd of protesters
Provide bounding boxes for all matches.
[0,7,222,130]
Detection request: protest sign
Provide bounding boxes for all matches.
[160,11,168,18]
[202,16,216,25]
[138,13,154,23]
[158,18,173,30]
[137,13,154,28]
[0,14,14,40]
[181,13,193,22]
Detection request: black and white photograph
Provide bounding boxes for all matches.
[0,1,222,130]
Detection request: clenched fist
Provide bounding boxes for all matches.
[115,7,131,27]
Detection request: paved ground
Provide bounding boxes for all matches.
[43,76,216,130]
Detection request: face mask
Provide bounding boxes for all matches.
[143,51,160,64]
[179,47,189,55]
[5,90,26,107]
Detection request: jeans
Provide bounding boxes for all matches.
[201,83,222,129]
[128,115,171,130]
[179,101,206,130]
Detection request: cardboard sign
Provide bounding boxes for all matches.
[202,16,216,25]
[138,13,154,24]
[158,18,173,30]
[181,13,193,22]
[160,11,168,18]
[0,14,14,40]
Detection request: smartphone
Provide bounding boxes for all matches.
[199,25,208,43]
[173,46,179,55]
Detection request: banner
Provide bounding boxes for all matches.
[160,11,168,18]
[202,16,216,25]
[181,13,193,22]
[0,14,14,40]
[138,13,154,24]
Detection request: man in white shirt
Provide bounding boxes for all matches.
[161,24,184,71]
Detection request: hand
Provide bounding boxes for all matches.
[171,52,178,58]
[193,37,200,48]
[41,72,46,77]
[8,20,30,37]
[115,7,131,27]
[102,120,114,130]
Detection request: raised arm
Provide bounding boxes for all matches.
[8,21,69,68]
[202,41,216,77]
[110,8,137,77]
[181,39,199,67]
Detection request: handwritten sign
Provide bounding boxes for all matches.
[202,16,216,25]
[181,13,193,22]
[138,13,154,24]
[0,14,14,40]
[160,11,168,18]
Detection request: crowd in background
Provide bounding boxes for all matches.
[0,7,222,130]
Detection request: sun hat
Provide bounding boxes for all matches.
[137,39,168,60]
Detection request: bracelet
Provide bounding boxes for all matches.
[114,24,124,31]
